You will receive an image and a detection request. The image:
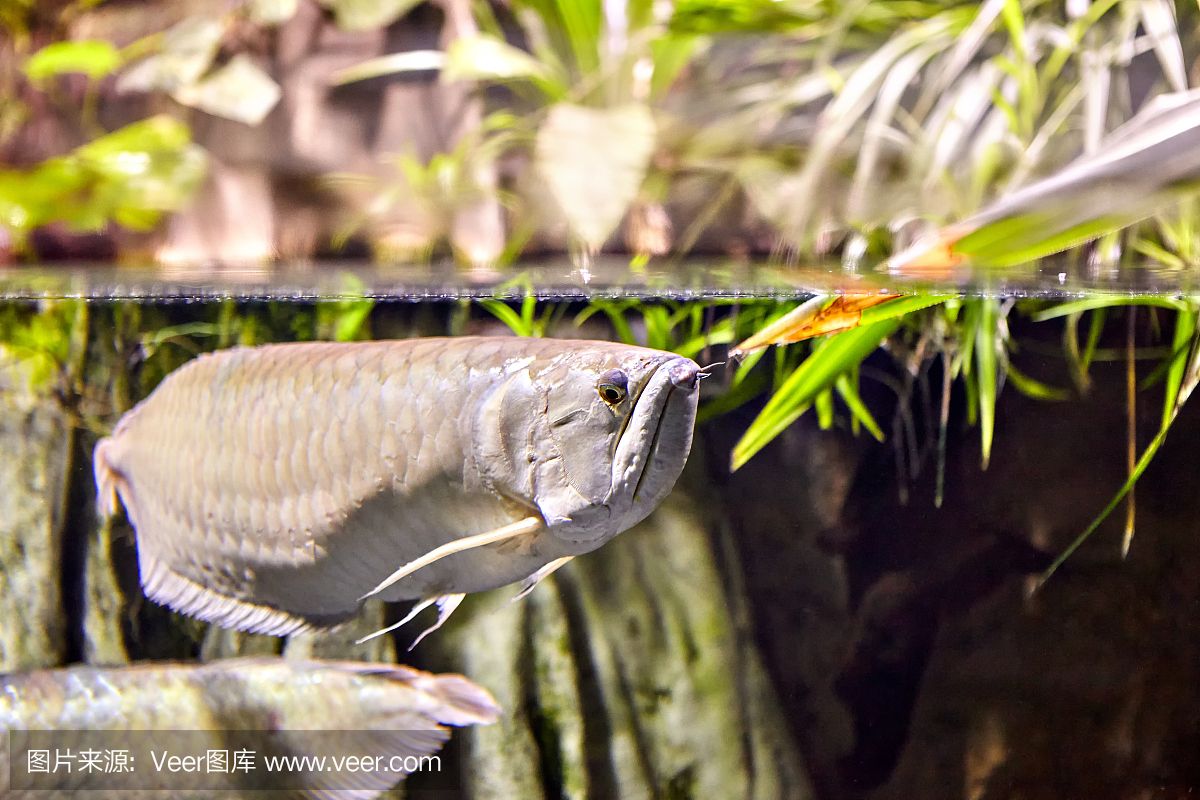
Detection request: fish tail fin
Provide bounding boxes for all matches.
[92,436,125,518]
[330,662,501,726]
[421,671,502,726]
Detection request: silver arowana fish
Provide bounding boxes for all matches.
[94,336,700,640]
[0,657,499,798]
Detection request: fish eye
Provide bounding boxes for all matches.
[596,369,628,404]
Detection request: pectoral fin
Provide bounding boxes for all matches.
[512,556,575,601]
[359,516,545,602]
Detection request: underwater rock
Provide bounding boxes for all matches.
[81,513,130,665]
[0,400,72,670]
[702,414,861,796]
[423,487,814,800]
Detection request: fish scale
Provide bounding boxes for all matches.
[95,337,700,637]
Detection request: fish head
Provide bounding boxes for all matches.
[475,342,700,550]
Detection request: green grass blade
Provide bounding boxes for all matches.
[731,318,900,470]
[1082,307,1106,375]
[1031,296,1185,322]
[836,372,885,441]
[1163,307,1198,426]
[732,346,768,386]
[1005,360,1070,401]
[955,214,1128,267]
[816,387,834,429]
[479,299,530,337]
[1062,311,1089,392]
[859,294,954,325]
[1036,418,1174,589]
[974,299,999,469]
[520,294,538,330]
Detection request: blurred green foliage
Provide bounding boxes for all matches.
[0,1,290,251]
[22,39,121,83]
[6,0,1200,267]
[0,116,207,250]
[321,0,1200,270]
[336,0,704,256]
[0,299,86,395]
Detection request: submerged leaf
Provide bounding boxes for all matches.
[535,103,656,251]
[1163,307,1197,426]
[973,299,999,469]
[1038,419,1175,588]
[731,318,901,470]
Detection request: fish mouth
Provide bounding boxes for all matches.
[611,356,700,510]
[631,389,669,503]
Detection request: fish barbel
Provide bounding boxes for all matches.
[0,657,499,797]
[94,336,700,639]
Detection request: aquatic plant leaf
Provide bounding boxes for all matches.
[316,278,375,342]
[1137,0,1187,93]
[973,299,999,469]
[445,35,556,84]
[889,88,1200,271]
[172,55,281,126]
[731,318,901,471]
[522,0,602,76]
[669,0,814,33]
[332,50,447,84]
[815,386,834,429]
[1004,362,1070,401]
[23,40,121,83]
[846,41,945,220]
[0,159,83,235]
[116,17,224,94]
[1031,296,1186,322]
[785,11,968,241]
[0,299,84,394]
[953,215,1126,268]
[835,373,884,441]
[480,299,533,337]
[1161,309,1198,426]
[319,0,422,31]
[1038,419,1175,588]
[733,294,948,353]
[649,34,703,100]
[535,103,656,251]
